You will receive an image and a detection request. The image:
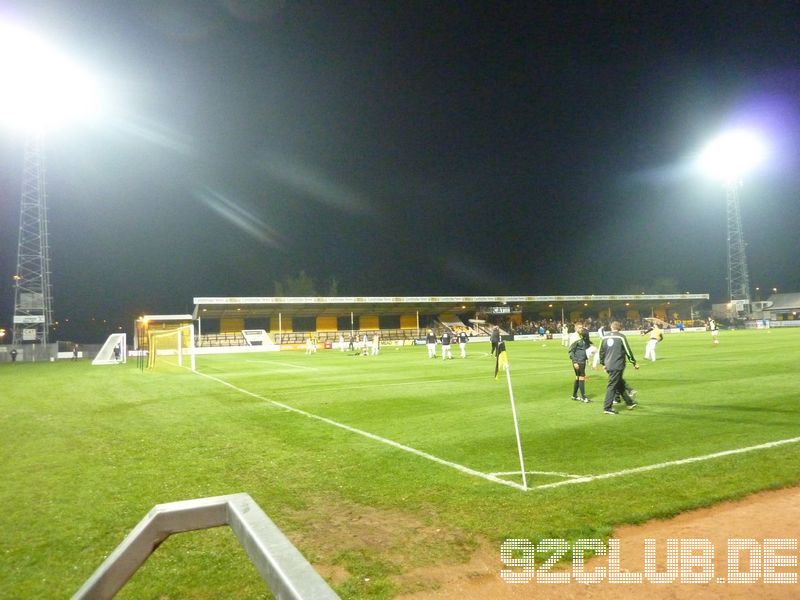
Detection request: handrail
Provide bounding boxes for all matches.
[72,493,339,600]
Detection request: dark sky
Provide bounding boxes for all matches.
[2,1,799,337]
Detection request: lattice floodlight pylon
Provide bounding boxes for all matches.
[12,133,54,346]
[726,181,751,317]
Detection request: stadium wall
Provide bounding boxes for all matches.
[316,316,337,332]
[360,315,379,330]
[269,317,293,332]
[400,314,417,329]
[195,345,279,355]
[220,318,244,332]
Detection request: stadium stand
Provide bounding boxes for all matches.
[196,329,423,348]
[197,332,246,347]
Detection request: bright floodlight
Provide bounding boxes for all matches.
[0,20,103,132]
[698,129,767,184]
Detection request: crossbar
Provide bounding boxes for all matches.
[72,493,339,599]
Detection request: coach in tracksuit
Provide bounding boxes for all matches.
[568,323,591,402]
[599,321,639,414]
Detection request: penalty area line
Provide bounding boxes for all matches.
[193,370,528,492]
[532,435,800,491]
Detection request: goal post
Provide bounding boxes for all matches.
[92,333,127,365]
[147,324,196,371]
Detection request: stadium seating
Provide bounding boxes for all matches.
[196,327,491,348]
[197,332,246,347]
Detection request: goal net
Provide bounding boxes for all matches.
[147,324,196,371]
[92,333,127,365]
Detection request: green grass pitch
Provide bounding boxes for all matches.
[2,328,800,597]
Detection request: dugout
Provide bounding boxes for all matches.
[191,294,709,343]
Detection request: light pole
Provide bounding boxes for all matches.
[1,20,103,348]
[698,129,767,320]
[725,177,750,319]
[12,133,53,346]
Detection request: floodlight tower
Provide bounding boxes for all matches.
[724,178,750,319]
[1,20,103,348]
[12,132,53,345]
[698,129,767,319]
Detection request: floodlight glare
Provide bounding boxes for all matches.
[697,129,767,184]
[696,128,769,319]
[0,20,103,132]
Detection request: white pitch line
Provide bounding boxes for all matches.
[192,369,281,407]
[190,367,800,494]
[532,435,800,490]
[491,470,586,479]
[193,370,527,492]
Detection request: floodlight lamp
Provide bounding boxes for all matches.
[698,129,767,184]
[0,20,104,133]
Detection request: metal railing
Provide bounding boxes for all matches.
[72,493,339,600]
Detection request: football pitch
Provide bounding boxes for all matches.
[3,328,800,598]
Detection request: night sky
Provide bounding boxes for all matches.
[1,1,799,339]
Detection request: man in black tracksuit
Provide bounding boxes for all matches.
[599,321,639,414]
[568,322,592,403]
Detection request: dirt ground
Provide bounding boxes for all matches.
[397,485,800,599]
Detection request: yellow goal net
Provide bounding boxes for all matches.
[147,324,196,371]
